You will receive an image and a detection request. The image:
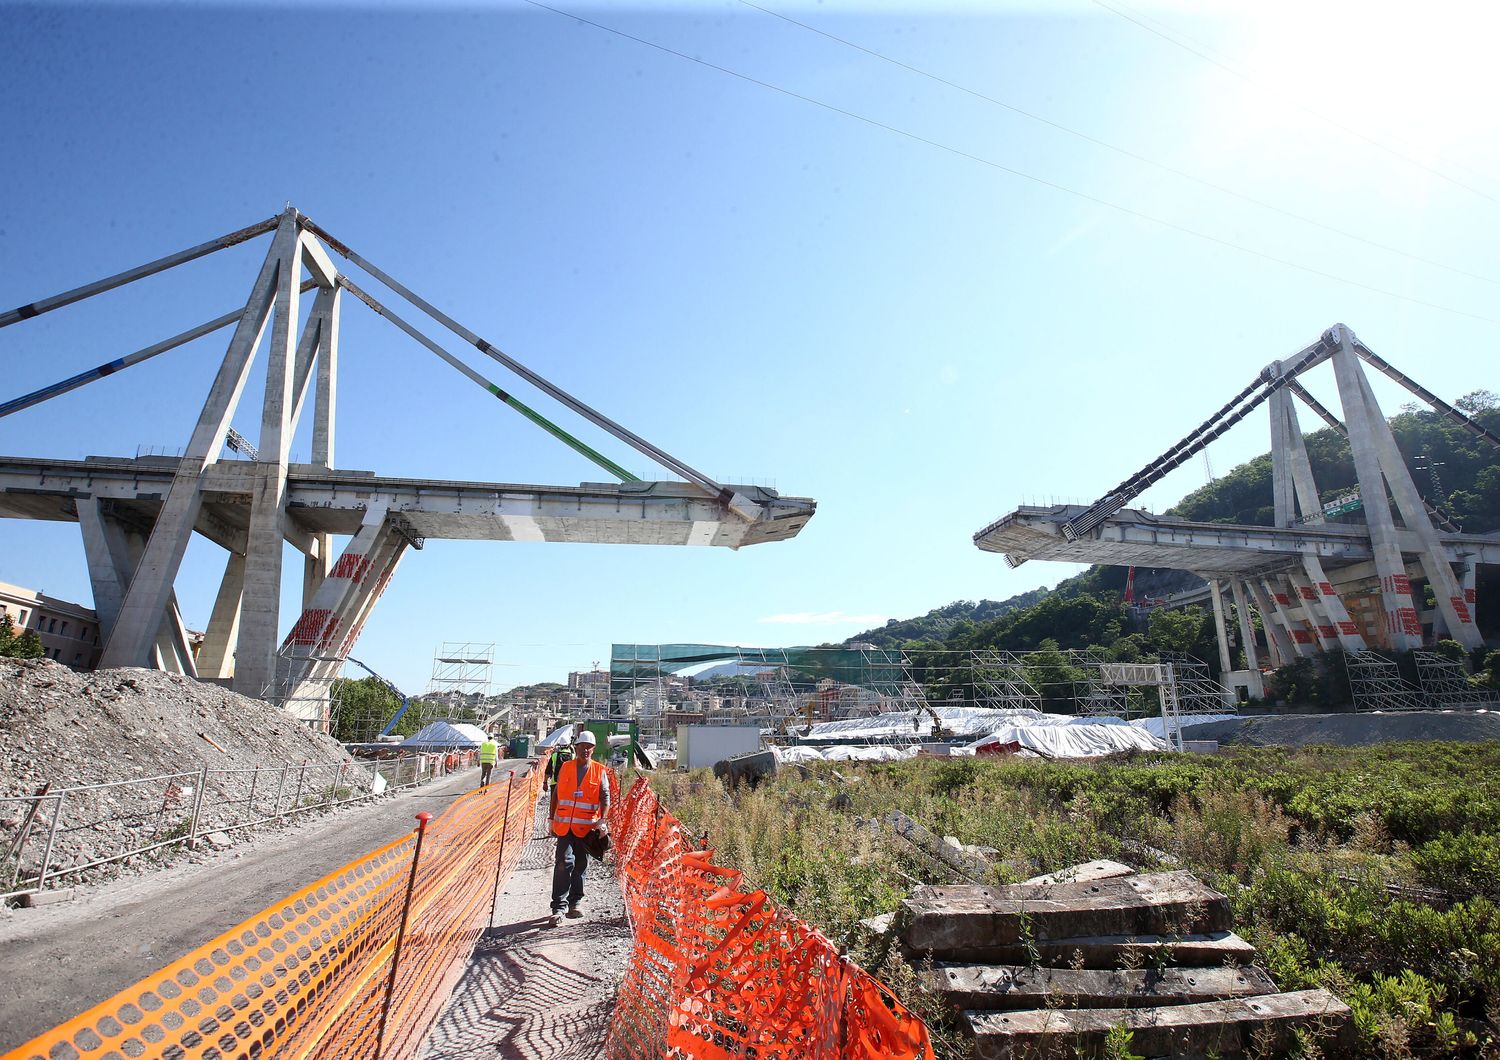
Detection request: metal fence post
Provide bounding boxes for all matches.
[4,783,50,888]
[274,765,288,818]
[331,761,347,807]
[187,765,209,849]
[487,771,518,927]
[36,793,64,890]
[376,812,432,1059]
[247,766,261,819]
[292,763,307,812]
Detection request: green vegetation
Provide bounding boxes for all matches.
[0,613,45,659]
[659,744,1500,1057]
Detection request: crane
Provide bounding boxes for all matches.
[342,657,414,737]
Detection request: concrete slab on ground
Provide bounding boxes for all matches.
[903,871,1230,954]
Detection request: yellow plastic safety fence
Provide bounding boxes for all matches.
[4,763,544,1060]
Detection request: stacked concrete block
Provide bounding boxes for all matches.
[897,868,1351,1058]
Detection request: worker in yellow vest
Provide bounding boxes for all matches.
[547,729,610,927]
[478,733,499,788]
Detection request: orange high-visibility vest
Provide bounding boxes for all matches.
[551,759,606,837]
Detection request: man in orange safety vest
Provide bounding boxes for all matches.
[548,728,610,927]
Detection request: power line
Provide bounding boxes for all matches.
[737,0,1500,289]
[522,0,1500,327]
[1093,0,1500,210]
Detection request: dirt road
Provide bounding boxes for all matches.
[0,762,520,1053]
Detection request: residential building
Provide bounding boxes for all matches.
[0,581,103,670]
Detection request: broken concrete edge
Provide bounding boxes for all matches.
[931,962,1280,1010]
[961,988,1355,1057]
[898,931,1257,969]
[1022,859,1135,886]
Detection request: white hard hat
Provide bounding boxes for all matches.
[575,730,597,746]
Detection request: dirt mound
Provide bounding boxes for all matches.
[1184,710,1500,747]
[1,658,359,887]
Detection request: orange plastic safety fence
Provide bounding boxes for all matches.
[603,777,934,1060]
[5,764,544,1060]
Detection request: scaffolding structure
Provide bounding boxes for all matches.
[1344,649,1499,712]
[423,642,495,725]
[609,644,1237,747]
[1413,651,1499,709]
[1344,651,1427,712]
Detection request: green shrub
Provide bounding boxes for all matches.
[1412,833,1500,898]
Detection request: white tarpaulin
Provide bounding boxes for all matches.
[802,707,1050,742]
[770,744,918,763]
[961,719,1165,758]
[399,721,490,749]
[535,723,576,751]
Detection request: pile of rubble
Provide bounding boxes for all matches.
[1,658,360,889]
[894,861,1351,1058]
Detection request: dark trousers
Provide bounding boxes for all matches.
[480,762,494,786]
[551,833,591,912]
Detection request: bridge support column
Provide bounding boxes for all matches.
[1344,337,1483,649]
[234,223,308,697]
[274,505,413,727]
[1247,578,1295,666]
[1328,328,1428,650]
[197,552,246,679]
[1268,575,1316,656]
[77,498,138,644]
[153,594,198,677]
[1230,580,1260,671]
[1287,569,1339,652]
[1208,580,1235,674]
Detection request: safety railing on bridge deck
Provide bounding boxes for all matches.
[603,775,934,1060]
[4,762,544,1060]
[0,752,470,902]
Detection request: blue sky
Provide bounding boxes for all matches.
[3,0,1497,693]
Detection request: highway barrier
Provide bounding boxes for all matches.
[4,763,542,1060]
[604,775,935,1060]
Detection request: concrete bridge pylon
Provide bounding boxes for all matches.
[0,207,817,726]
[975,324,1497,671]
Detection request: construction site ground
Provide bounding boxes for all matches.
[0,761,551,1054]
[419,803,632,1059]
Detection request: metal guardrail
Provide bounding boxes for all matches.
[1,752,469,901]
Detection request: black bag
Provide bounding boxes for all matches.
[583,824,611,860]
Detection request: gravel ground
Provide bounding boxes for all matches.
[420,804,632,1060]
[1,658,360,886]
[1185,710,1500,747]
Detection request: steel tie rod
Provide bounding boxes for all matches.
[300,215,731,503]
[335,275,640,483]
[0,281,317,420]
[1064,337,1329,539]
[1352,340,1500,452]
[0,216,279,329]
